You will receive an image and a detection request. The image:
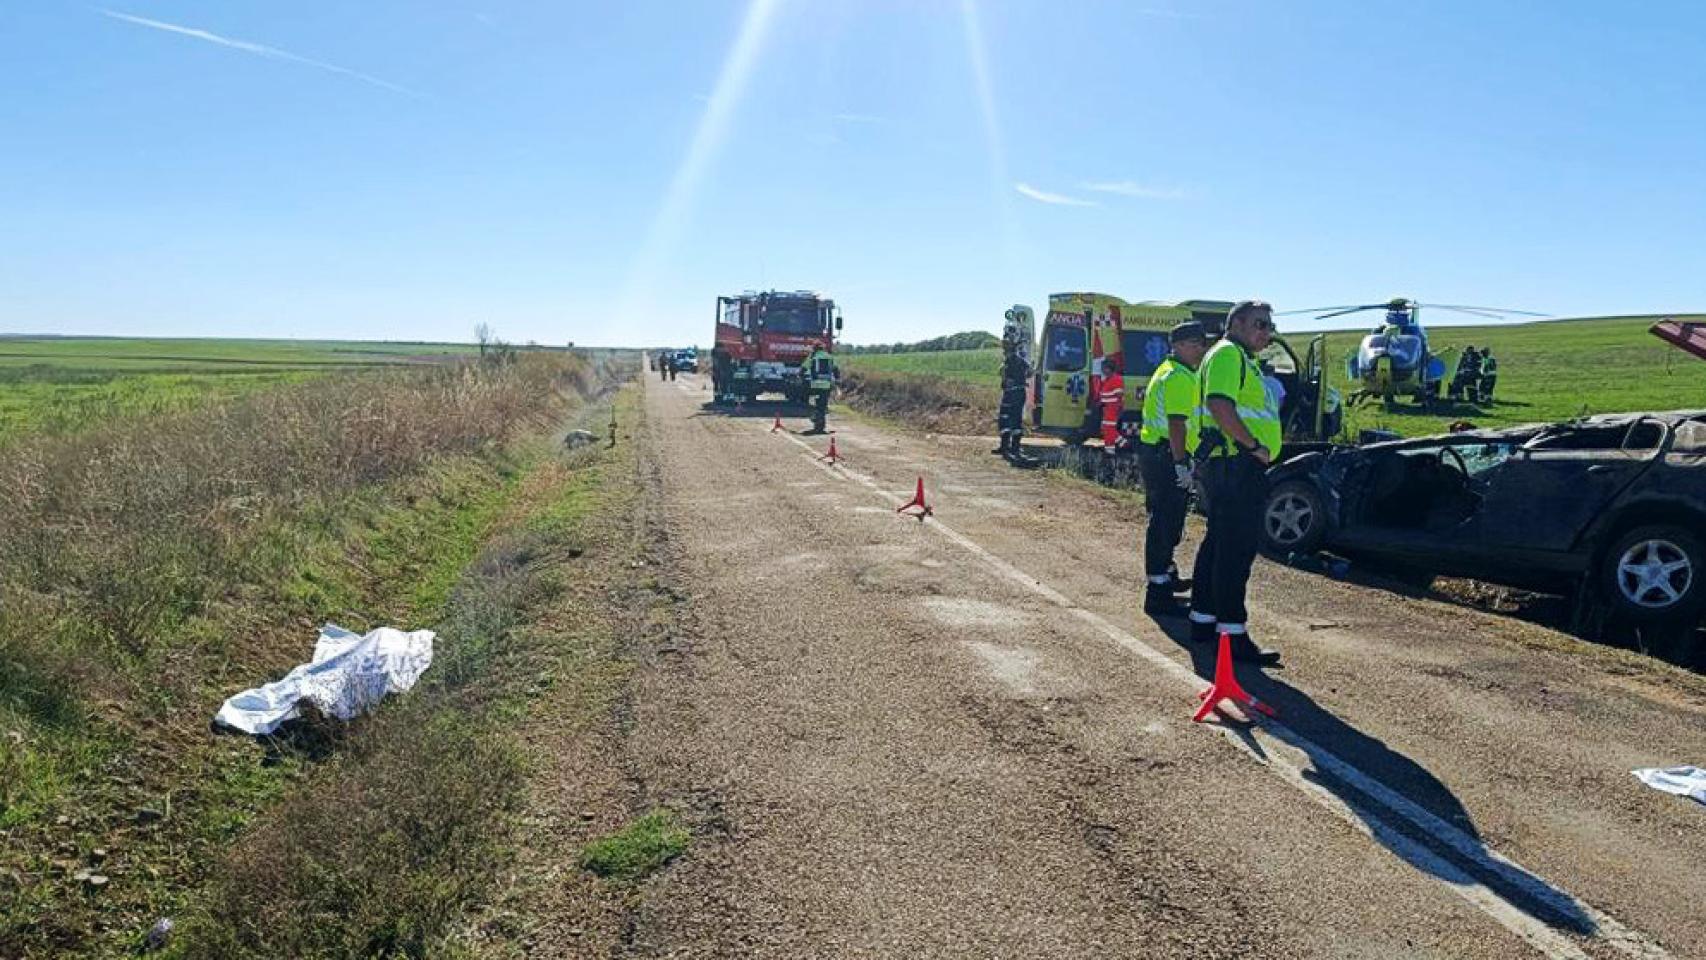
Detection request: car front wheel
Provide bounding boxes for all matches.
[1601,525,1704,624]
[1262,480,1327,556]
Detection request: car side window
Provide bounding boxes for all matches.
[1458,443,1519,477]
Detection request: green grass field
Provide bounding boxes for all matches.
[845,314,1706,438]
[0,336,479,439]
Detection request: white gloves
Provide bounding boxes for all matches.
[1173,461,1195,490]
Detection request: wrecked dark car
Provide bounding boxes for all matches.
[1260,411,1706,661]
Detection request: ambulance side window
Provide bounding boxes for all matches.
[1121,331,1170,378]
[1043,326,1086,372]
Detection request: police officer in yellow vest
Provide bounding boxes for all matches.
[1188,301,1282,664]
[803,341,836,434]
[1139,322,1209,617]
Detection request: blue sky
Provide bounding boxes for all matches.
[3,1,1702,347]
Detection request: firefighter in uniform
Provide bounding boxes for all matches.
[1097,351,1125,448]
[1449,345,1480,401]
[802,341,835,433]
[1188,301,1282,664]
[1477,349,1498,404]
[1139,322,1209,616]
[994,336,1029,458]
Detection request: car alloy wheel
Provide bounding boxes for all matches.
[1266,489,1315,548]
[1616,538,1694,610]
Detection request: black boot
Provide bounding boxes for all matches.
[1144,588,1188,617]
[1163,566,1193,594]
[1228,632,1282,666]
[1189,618,1218,645]
[993,432,1009,455]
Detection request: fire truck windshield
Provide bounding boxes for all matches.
[761,301,825,336]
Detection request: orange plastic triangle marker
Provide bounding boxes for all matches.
[1193,633,1277,722]
[896,475,933,520]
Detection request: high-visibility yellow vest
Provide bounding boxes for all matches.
[1199,339,1281,457]
[804,350,835,390]
[1139,357,1200,450]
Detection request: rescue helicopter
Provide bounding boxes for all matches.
[1277,299,1545,409]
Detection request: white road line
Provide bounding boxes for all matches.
[770,423,1669,960]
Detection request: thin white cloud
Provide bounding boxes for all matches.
[1015,182,1097,207]
[101,9,418,96]
[832,112,884,124]
[1080,180,1186,200]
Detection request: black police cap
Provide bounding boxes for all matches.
[1170,321,1208,344]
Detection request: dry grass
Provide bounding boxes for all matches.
[177,387,644,958]
[837,367,997,436]
[0,352,625,955]
[0,354,590,714]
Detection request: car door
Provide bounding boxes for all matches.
[1465,422,1663,554]
[1036,320,1089,433]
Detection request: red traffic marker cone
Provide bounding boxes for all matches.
[819,433,845,464]
[771,414,784,433]
[896,475,933,519]
[1193,633,1277,723]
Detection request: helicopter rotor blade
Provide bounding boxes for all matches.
[1313,305,1391,320]
[1273,305,1365,316]
[1424,304,1549,318]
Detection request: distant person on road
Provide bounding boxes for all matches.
[1138,322,1208,617]
[1188,300,1283,665]
[994,335,1030,458]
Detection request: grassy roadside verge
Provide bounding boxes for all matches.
[174,383,653,957]
[837,366,998,436]
[0,355,625,956]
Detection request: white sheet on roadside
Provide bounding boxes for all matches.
[214,624,435,735]
[1632,766,1706,807]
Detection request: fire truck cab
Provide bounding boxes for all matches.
[711,290,842,404]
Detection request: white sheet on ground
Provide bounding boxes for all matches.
[214,624,435,735]
[1632,766,1706,806]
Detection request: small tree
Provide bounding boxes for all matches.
[475,322,493,358]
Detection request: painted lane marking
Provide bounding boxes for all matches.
[768,423,1669,960]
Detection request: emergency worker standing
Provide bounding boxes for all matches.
[1478,350,1498,404]
[1188,301,1282,664]
[1098,352,1125,448]
[1138,322,1208,616]
[802,341,835,433]
[994,337,1029,457]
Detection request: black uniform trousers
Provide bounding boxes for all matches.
[1137,443,1188,579]
[997,384,1025,433]
[1188,454,1267,626]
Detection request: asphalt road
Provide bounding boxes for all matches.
[620,371,1706,959]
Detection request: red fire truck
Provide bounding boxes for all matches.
[710,290,843,405]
